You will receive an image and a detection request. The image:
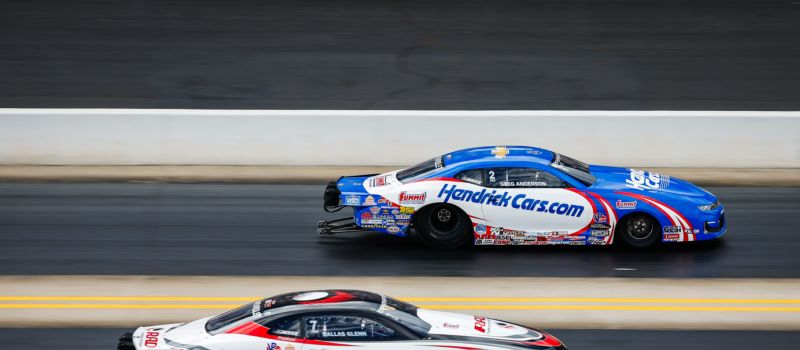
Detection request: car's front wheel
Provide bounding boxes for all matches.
[618,213,661,248]
[414,203,472,249]
[117,332,135,350]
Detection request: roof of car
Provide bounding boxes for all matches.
[443,146,555,167]
[257,290,383,313]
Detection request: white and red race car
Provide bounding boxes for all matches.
[118,290,565,350]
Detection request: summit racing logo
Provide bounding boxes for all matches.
[437,184,585,217]
[398,192,427,204]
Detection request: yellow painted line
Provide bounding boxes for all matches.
[1,296,800,304]
[1,303,799,312]
[401,297,800,304]
[0,296,259,302]
[417,305,800,312]
[0,304,241,309]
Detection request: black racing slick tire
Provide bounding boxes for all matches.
[117,332,135,350]
[618,213,661,248]
[414,203,472,249]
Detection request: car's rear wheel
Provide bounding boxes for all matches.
[618,213,661,248]
[414,203,472,249]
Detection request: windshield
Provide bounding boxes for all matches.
[378,297,431,336]
[205,301,258,332]
[396,156,444,182]
[551,153,596,186]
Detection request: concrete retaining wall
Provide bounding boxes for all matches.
[1,109,798,167]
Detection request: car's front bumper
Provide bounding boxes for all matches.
[694,208,727,241]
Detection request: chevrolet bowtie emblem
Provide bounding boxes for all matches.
[491,146,509,158]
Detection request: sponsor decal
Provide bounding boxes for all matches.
[387,226,400,234]
[664,233,681,241]
[399,206,415,214]
[541,231,566,236]
[494,229,567,241]
[391,209,399,215]
[443,323,460,329]
[363,196,376,206]
[664,225,683,234]
[490,226,503,235]
[398,192,427,204]
[263,299,275,308]
[360,224,387,229]
[561,235,585,241]
[491,146,509,159]
[474,224,487,234]
[286,345,296,350]
[438,184,585,217]
[394,214,411,220]
[474,316,488,333]
[615,200,637,209]
[462,176,482,185]
[590,230,609,237]
[625,169,670,191]
[273,329,299,337]
[475,239,495,245]
[569,241,584,245]
[360,212,373,222]
[143,331,159,348]
[591,223,611,229]
[268,342,282,350]
[593,212,608,223]
[344,195,360,206]
[369,207,380,214]
[370,175,389,187]
[378,198,390,204]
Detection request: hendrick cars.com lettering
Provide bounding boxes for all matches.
[438,184,584,217]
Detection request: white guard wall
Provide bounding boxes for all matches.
[0,109,798,167]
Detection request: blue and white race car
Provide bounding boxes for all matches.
[320,146,726,248]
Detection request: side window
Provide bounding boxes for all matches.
[261,316,302,338]
[486,168,568,188]
[455,169,483,186]
[304,314,401,341]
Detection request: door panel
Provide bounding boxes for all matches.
[480,187,593,234]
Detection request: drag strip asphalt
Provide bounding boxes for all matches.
[0,183,798,278]
[2,0,799,110]
[1,328,798,350]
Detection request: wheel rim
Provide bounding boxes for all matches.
[626,215,654,240]
[429,206,459,237]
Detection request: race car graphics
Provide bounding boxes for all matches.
[624,169,670,191]
[438,184,585,218]
[617,191,695,242]
[321,146,726,248]
[588,192,616,245]
[124,290,566,350]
